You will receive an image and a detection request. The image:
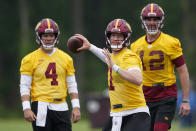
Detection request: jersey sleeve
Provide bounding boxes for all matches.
[130,42,136,53]
[66,56,75,76]
[121,52,142,70]
[20,54,34,75]
[167,39,183,60]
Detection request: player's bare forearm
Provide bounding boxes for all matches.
[102,48,142,85]
[177,64,190,117]
[21,95,30,102]
[177,64,190,100]
[118,69,142,86]
[69,93,79,100]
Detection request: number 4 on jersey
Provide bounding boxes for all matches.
[45,63,58,86]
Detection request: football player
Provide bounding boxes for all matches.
[130,3,191,131]
[20,18,81,131]
[76,19,150,131]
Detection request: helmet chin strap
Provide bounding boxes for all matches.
[36,31,59,50]
[107,38,129,51]
[40,39,57,50]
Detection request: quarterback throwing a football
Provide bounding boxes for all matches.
[76,19,150,131]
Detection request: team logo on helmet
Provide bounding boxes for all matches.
[35,18,60,50]
[140,3,164,35]
[105,19,132,51]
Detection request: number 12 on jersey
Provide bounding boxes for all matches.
[140,50,164,71]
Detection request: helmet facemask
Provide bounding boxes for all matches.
[141,16,164,35]
[36,32,59,51]
[106,32,130,51]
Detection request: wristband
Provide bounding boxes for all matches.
[182,99,189,103]
[112,64,120,73]
[71,99,80,108]
[22,101,31,111]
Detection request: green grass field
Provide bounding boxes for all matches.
[170,121,196,131]
[0,119,100,131]
[0,119,195,131]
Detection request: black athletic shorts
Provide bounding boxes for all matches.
[103,112,151,131]
[147,97,177,130]
[31,101,72,131]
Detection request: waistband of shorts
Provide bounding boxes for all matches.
[32,97,66,103]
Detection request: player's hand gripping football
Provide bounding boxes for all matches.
[102,48,114,68]
[71,107,81,123]
[74,34,91,51]
[24,109,36,122]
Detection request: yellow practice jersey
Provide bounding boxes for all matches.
[20,48,75,103]
[108,49,146,112]
[131,32,184,101]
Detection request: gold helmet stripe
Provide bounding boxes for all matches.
[126,23,131,31]
[35,22,41,30]
[141,7,145,15]
[151,3,154,13]
[46,18,51,29]
[54,22,58,28]
[115,19,120,29]
[159,7,164,14]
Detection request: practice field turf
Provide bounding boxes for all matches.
[0,119,100,131]
[0,119,195,131]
